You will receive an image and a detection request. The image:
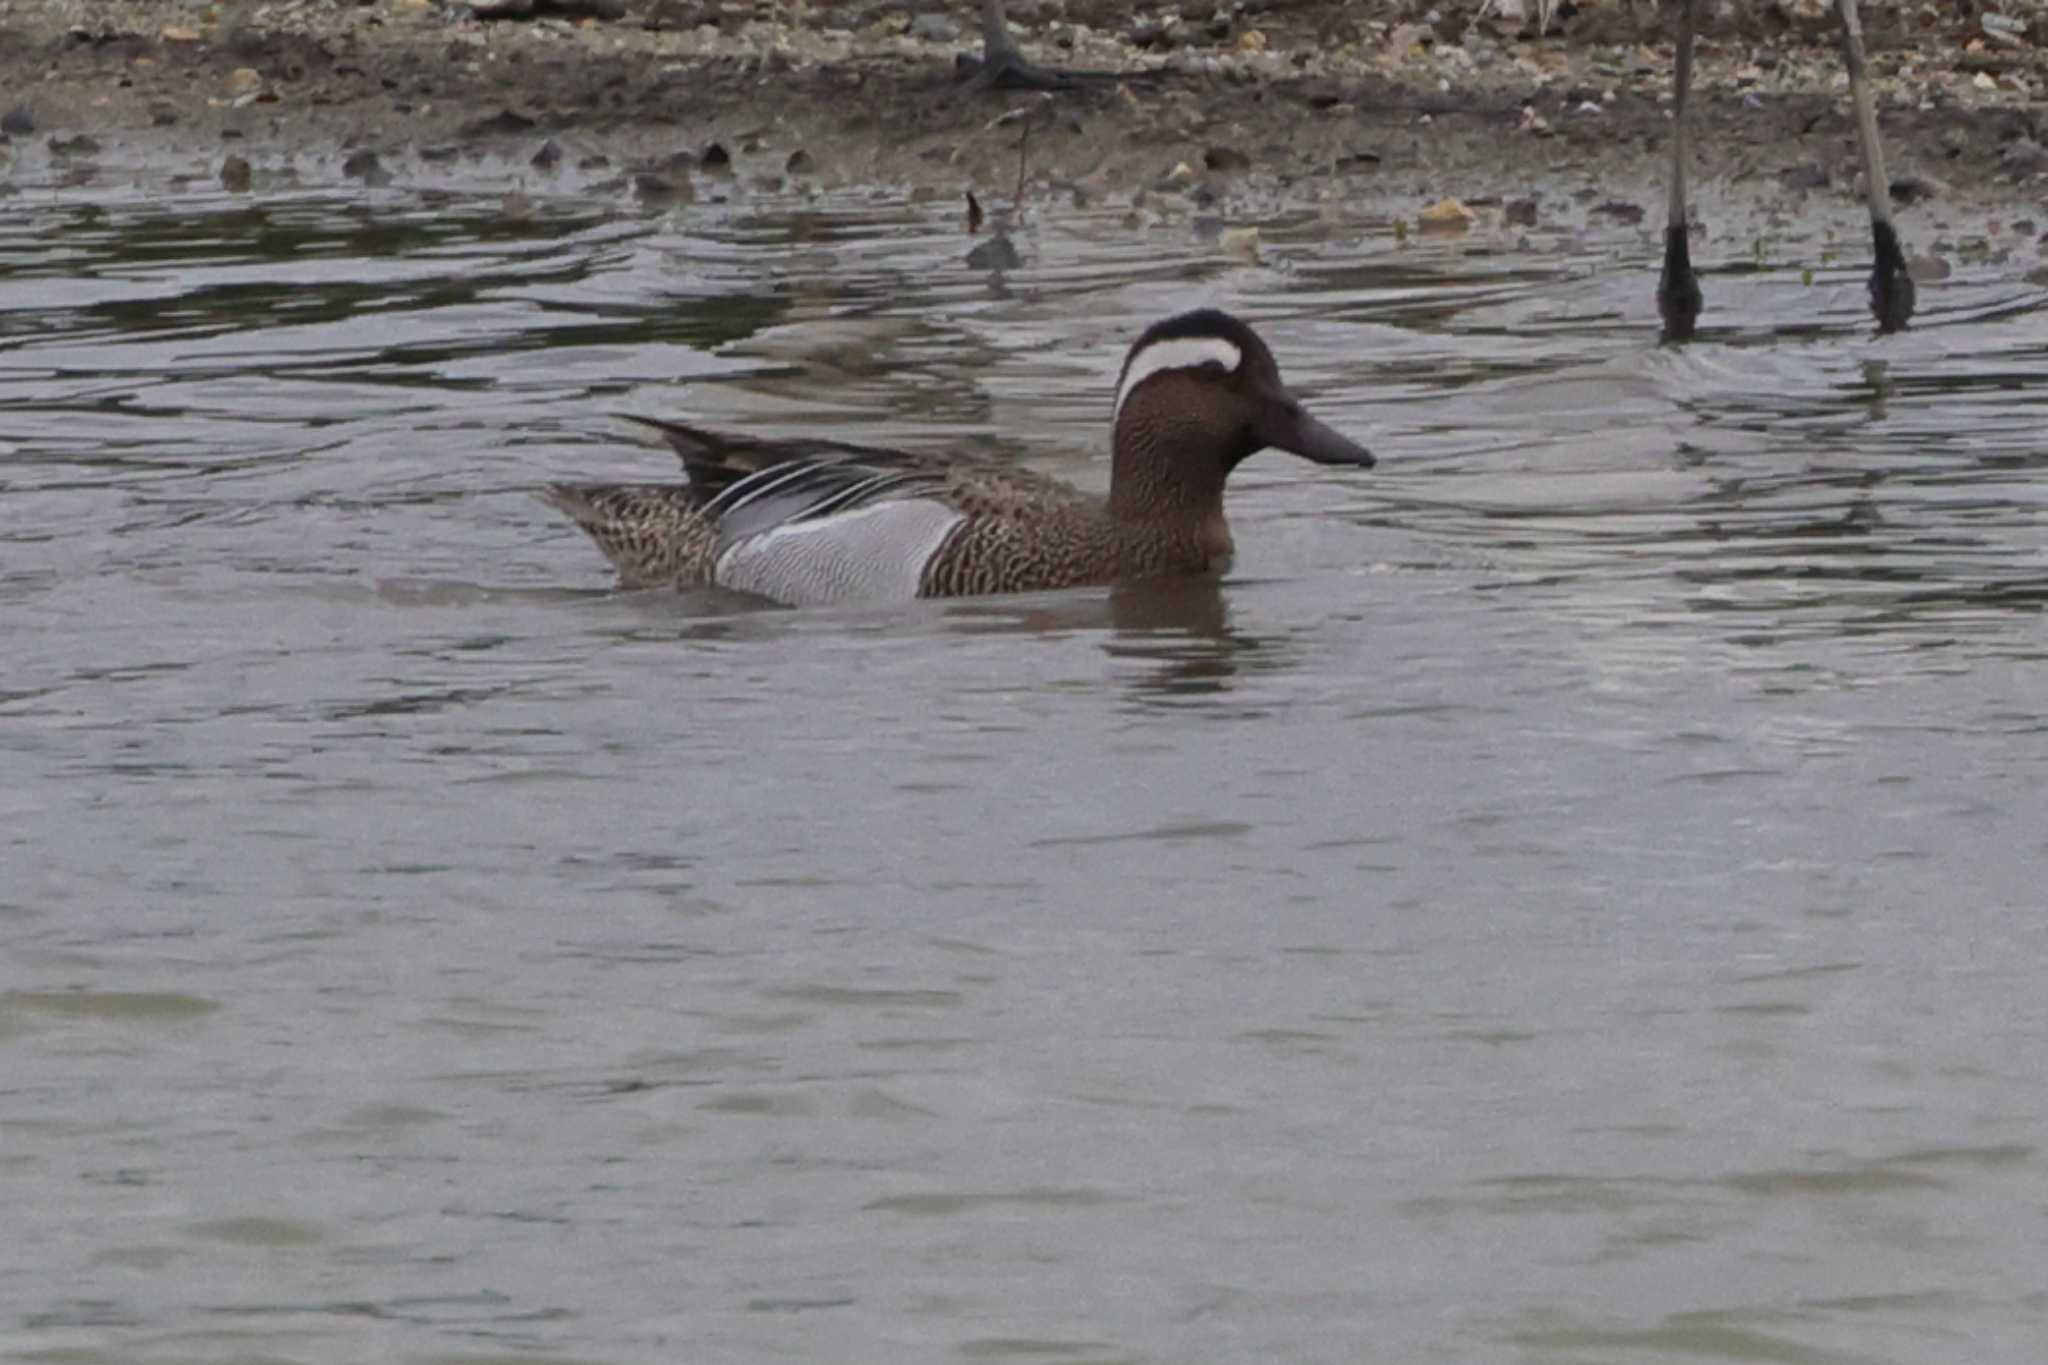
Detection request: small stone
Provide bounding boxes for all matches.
[908,13,960,42]
[1417,197,1477,233]
[1889,174,1945,204]
[1203,145,1251,173]
[1163,160,1197,188]
[1780,162,1829,191]
[462,108,536,138]
[1130,17,1177,49]
[226,67,262,95]
[966,233,1022,270]
[160,25,201,42]
[531,138,562,169]
[220,154,251,192]
[1387,22,1430,53]
[700,142,730,172]
[1594,199,1645,224]
[341,148,390,185]
[1983,11,2027,44]
[1504,196,1537,226]
[1999,137,2048,174]
[1,104,32,136]
[1218,225,1261,261]
[634,171,693,202]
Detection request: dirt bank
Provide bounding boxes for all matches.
[2,0,2046,226]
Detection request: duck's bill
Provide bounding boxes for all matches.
[1260,398,1376,468]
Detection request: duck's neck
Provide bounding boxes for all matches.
[1108,423,1235,573]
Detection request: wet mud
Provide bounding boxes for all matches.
[3,0,2046,230]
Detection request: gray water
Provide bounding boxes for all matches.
[5,148,2048,1364]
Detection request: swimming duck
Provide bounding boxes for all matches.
[544,308,1374,604]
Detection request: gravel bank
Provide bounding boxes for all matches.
[2,1,2045,228]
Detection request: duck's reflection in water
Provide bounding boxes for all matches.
[942,576,1290,713]
[1104,578,1288,712]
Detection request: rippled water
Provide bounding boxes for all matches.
[6,145,2048,1364]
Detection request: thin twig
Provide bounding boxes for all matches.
[1014,115,1031,209]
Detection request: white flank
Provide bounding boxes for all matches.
[1112,336,1243,420]
[715,498,966,606]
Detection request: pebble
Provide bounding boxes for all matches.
[1889,173,1946,204]
[907,13,959,43]
[1417,197,1475,233]
[463,108,537,137]
[1998,137,2048,175]
[633,171,692,201]
[341,147,391,185]
[966,233,1022,270]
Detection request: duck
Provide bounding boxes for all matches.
[543,308,1374,605]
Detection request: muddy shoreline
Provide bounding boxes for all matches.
[3,1,2046,240]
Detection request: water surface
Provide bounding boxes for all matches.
[5,149,2048,1364]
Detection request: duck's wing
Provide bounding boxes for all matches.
[939,460,1096,523]
[700,455,952,551]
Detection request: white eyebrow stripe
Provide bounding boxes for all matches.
[1112,337,1243,419]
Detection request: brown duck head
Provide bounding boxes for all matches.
[1106,308,1374,524]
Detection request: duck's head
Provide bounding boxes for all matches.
[1108,308,1374,517]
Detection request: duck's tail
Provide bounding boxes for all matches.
[541,483,715,589]
[619,414,925,501]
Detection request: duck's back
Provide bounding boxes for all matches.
[545,421,1113,603]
